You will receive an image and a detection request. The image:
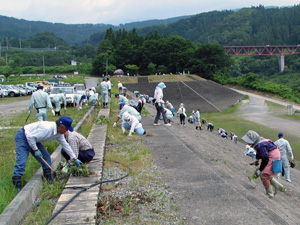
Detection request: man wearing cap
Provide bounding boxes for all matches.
[12,116,82,192]
[115,93,129,104]
[100,78,109,108]
[242,130,286,198]
[113,103,141,127]
[275,133,294,182]
[29,83,55,121]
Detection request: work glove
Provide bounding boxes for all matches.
[291,155,294,161]
[33,149,43,158]
[28,110,31,114]
[64,107,67,110]
[51,109,55,116]
[256,170,261,176]
[158,102,162,107]
[128,131,132,136]
[75,159,83,167]
[113,122,117,128]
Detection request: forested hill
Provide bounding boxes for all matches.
[0,15,190,45]
[137,5,300,46]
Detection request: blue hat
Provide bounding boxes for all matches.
[103,77,106,81]
[278,132,284,138]
[115,93,119,97]
[82,95,86,99]
[58,116,74,132]
[97,92,101,95]
[119,102,125,109]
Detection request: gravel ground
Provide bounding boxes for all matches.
[98,157,183,224]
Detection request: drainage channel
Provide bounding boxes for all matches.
[0,106,97,225]
[48,108,110,225]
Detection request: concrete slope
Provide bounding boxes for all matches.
[142,103,300,225]
[125,78,243,113]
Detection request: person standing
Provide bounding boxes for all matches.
[177,103,186,126]
[195,108,201,130]
[117,81,123,94]
[274,132,294,182]
[106,77,112,98]
[153,82,171,126]
[29,84,54,121]
[62,130,95,163]
[12,116,81,192]
[100,78,109,108]
[242,130,286,198]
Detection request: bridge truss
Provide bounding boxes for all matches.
[224,45,300,56]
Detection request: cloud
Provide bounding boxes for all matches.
[0,0,299,25]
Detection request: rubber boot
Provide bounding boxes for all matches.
[266,186,274,198]
[271,178,286,195]
[12,176,22,192]
[43,169,54,183]
[58,111,61,116]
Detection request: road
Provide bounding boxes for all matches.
[233,89,300,137]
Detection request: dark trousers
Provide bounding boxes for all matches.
[180,114,185,125]
[154,102,168,124]
[61,148,95,163]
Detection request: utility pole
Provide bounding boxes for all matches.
[42,55,45,75]
[19,39,22,50]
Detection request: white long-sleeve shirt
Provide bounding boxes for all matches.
[122,113,142,133]
[154,88,164,104]
[29,89,53,111]
[275,138,293,158]
[24,121,76,159]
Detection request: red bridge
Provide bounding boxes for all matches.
[224,45,300,56]
[224,45,300,72]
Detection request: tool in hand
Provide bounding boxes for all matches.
[25,113,31,124]
[40,156,57,177]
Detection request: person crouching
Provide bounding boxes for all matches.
[121,111,146,136]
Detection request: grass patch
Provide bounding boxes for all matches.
[0,104,99,214]
[0,95,31,104]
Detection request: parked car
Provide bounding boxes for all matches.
[16,84,33,95]
[0,89,3,98]
[13,85,27,96]
[49,86,75,106]
[0,86,8,96]
[74,83,86,95]
[2,85,20,97]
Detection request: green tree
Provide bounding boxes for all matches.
[125,64,139,75]
[147,62,156,75]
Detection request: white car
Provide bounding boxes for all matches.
[74,83,86,95]
[49,86,75,106]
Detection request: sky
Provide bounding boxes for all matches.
[1,0,300,25]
